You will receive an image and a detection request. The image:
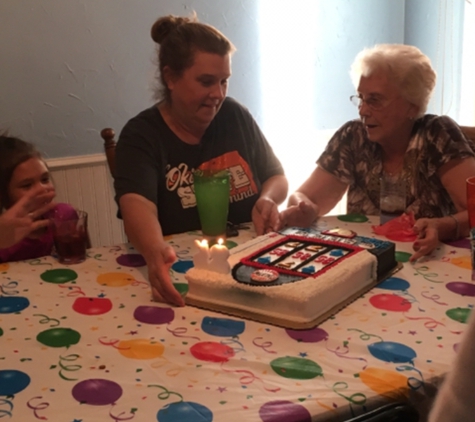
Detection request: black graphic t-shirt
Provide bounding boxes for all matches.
[115,97,284,235]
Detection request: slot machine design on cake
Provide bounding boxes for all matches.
[233,227,396,286]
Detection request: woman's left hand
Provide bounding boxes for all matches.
[410,218,439,262]
[252,197,280,235]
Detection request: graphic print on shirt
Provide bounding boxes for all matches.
[165,151,258,209]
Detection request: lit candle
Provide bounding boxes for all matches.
[208,238,230,274]
[193,239,210,269]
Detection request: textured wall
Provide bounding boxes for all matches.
[0,0,465,162]
[0,0,262,158]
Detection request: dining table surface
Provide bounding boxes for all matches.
[0,214,473,422]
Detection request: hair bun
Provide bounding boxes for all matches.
[151,15,195,44]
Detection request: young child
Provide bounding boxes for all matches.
[0,135,77,263]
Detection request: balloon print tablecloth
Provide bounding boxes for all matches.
[0,215,473,421]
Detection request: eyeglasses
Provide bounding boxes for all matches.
[350,94,395,111]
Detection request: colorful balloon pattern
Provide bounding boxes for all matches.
[0,370,30,396]
[395,251,412,263]
[190,342,235,363]
[117,339,164,359]
[40,268,77,283]
[259,400,311,422]
[446,307,471,323]
[337,214,368,223]
[450,256,471,270]
[0,296,29,314]
[72,379,122,405]
[73,297,113,315]
[96,272,135,287]
[368,341,416,363]
[270,356,323,380]
[285,327,328,343]
[376,277,410,291]
[37,327,81,348]
[157,401,213,422]
[201,316,245,337]
[1,215,472,420]
[133,306,175,324]
[358,367,408,398]
[172,260,194,273]
[116,253,146,267]
[369,294,411,312]
[446,282,475,297]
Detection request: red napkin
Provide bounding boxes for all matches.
[372,212,418,242]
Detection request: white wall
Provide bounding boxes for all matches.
[0,0,263,158]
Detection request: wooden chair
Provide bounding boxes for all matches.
[100,128,117,178]
[460,125,475,141]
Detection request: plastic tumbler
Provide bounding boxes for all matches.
[467,176,475,228]
[50,210,88,264]
[193,169,230,240]
[467,176,475,280]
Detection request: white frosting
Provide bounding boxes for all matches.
[185,231,378,325]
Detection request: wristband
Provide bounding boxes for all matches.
[448,214,460,240]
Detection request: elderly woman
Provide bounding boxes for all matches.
[281,44,475,260]
[114,14,288,306]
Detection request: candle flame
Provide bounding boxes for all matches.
[200,239,209,247]
[217,238,224,246]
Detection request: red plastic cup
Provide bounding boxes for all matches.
[467,176,475,229]
[50,210,88,264]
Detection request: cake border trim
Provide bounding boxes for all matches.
[185,262,403,329]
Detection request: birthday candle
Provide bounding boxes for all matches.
[208,238,231,274]
[193,239,210,269]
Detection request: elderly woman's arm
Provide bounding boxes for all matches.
[280,166,348,228]
[411,157,475,261]
[119,193,184,307]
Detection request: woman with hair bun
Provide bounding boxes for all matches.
[281,44,475,261]
[114,14,288,306]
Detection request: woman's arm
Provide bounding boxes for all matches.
[280,166,348,228]
[252,174,288,235]
[119,193,184,306]
[411,157,475,261]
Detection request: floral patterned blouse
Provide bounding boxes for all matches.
[317,115,475,219]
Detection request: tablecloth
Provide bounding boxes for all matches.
[0,215,472,421]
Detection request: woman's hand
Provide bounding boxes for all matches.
[410,218,440,262]
[0,188,55,249]
[279,200,318,229]
[252,197,280,235]
[147,243,185,307]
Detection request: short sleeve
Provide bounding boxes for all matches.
[420,115,475,173]
[317,120,366,185]
[114,112,161,205]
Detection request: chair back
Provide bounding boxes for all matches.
[460,125,475,141]
[100,128,116,178]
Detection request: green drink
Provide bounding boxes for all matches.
[193,169,230,238]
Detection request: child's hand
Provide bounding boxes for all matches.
[0,188,55,249]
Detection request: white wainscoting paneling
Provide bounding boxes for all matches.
[46,154,126,247]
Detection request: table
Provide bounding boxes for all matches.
[1,215,472,421]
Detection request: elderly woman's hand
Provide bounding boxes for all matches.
[279,200,318,230]
[410,218,440,262]
[252,197,281,235]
